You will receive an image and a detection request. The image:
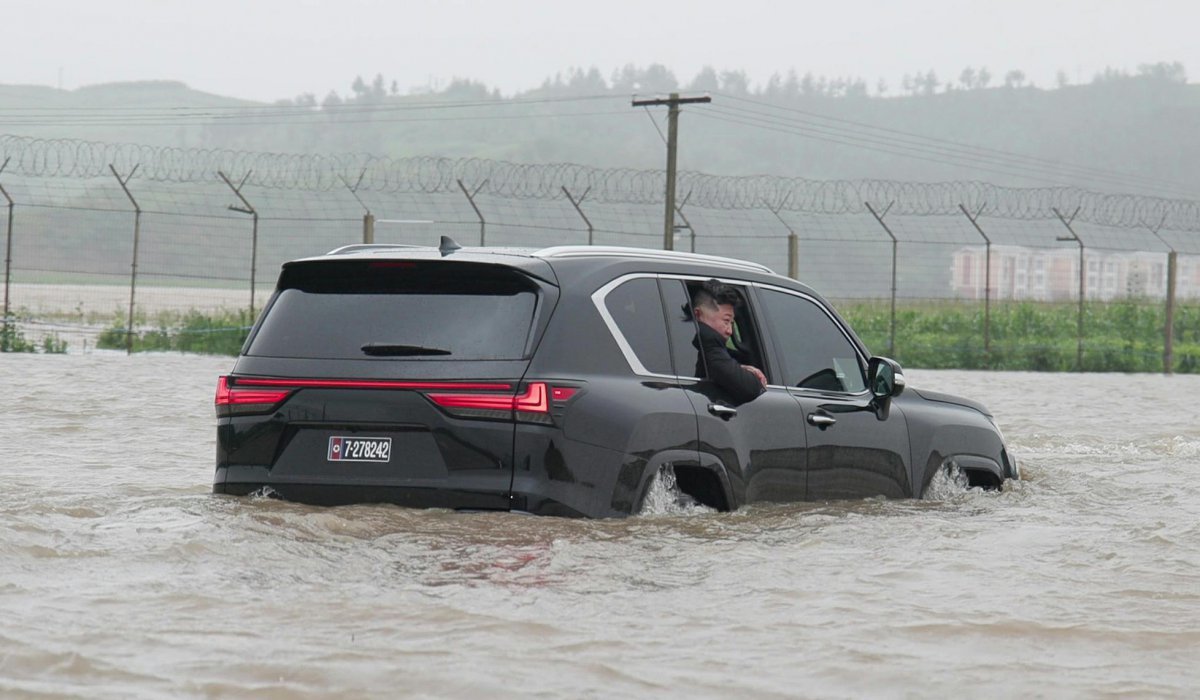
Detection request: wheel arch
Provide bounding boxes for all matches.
[921,452,1005,495]
[633,450,734,513]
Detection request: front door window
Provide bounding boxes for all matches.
[758,289,865,394]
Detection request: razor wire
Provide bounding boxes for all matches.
[3,133,1200,231]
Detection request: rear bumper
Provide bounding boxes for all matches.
[213,466,511,510]
[213,468,603,517]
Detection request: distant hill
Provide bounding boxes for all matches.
[2,70,1198,199]
[0,80,258,147]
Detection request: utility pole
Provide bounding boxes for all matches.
[632,93,711,251]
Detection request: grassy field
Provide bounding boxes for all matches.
[82,298,1200,373]
[838,299,1200,373]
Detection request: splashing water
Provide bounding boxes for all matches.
[921,461,972,501]
[638,464,716,516]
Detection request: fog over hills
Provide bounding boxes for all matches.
[2,63,1197,199]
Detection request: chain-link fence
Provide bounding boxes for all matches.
[2,135,1199,371]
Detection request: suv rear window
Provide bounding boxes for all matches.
[245,261,540,360]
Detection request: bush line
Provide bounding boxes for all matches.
[840,300,1200,373]
[95,301,1200,372]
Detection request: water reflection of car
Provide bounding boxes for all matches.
[214,239,1018,517]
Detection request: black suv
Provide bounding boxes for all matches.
[214,240,1017,517]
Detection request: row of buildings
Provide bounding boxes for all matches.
[950,245,1200,301]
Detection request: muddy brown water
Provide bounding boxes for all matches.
[2,353,1198,698]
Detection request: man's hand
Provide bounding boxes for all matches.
[742,364,767,387]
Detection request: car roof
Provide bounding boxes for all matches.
[301,241,775,277]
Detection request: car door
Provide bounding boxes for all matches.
[756,286,912,500]
[660,277,809,506]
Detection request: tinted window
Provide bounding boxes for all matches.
[760,289,865,393]
[246,261,538,360]
[603,277,672,375]
[661,279,703,378]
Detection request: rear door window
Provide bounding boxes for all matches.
[246,261,539,360]
[600,277,673,375]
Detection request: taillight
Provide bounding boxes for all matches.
[426,382,574,423]
[215,376,292,417]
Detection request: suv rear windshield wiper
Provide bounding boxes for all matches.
[361,343,453,357]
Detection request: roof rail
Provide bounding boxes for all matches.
[325,243,424,256]
[533,246,775,275]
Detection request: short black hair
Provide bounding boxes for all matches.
[692,278,740,312]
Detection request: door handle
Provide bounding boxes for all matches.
[807,413,836,429]
[707,403,738,419]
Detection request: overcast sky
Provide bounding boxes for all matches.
[3,0,1196,102]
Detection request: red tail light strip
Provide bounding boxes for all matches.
[217,377,564,420]
[427,382,549,414]
[515,382,549,413]
[215,376,291,406]
[231,377,512,391]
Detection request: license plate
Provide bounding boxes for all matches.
[327,436,392,463]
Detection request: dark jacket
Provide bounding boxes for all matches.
[692,322,765,403]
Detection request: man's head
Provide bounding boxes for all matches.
[692,279,740,339]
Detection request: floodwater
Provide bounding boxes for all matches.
[2,353,1198,699]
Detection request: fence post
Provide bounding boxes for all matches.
[457,178,488,246]
[338,170,374,244]
[1147,217,1176,374]
[0,157,13,347]
[1165,250,1178,374]
[561,186,594,245]
[865,201,898,357]
[109,164,141,355]
[764,194,799,279]
[960,203,992,367]
[218,171,260,318]
[675,190,694,253]
[1053,206,1085,371]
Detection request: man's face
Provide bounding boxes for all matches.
[695,303,736,340]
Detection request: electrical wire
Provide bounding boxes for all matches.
[708,93,1194,198]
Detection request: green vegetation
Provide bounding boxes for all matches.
[96,309,253,356]
[839,300,1200,373]
[87,301,1200,373]
[1,322,68,354]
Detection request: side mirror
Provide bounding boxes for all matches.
[867,357,905,420]
[868,357,905,398]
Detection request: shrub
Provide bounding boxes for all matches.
[96,308,253,355]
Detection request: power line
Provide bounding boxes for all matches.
[712,93,1192,197]
[694,109,1092,189]
[0,109,635,129]
[0,93,619,117]
[696,106,1197,199]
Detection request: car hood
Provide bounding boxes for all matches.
[910,388,993,418]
